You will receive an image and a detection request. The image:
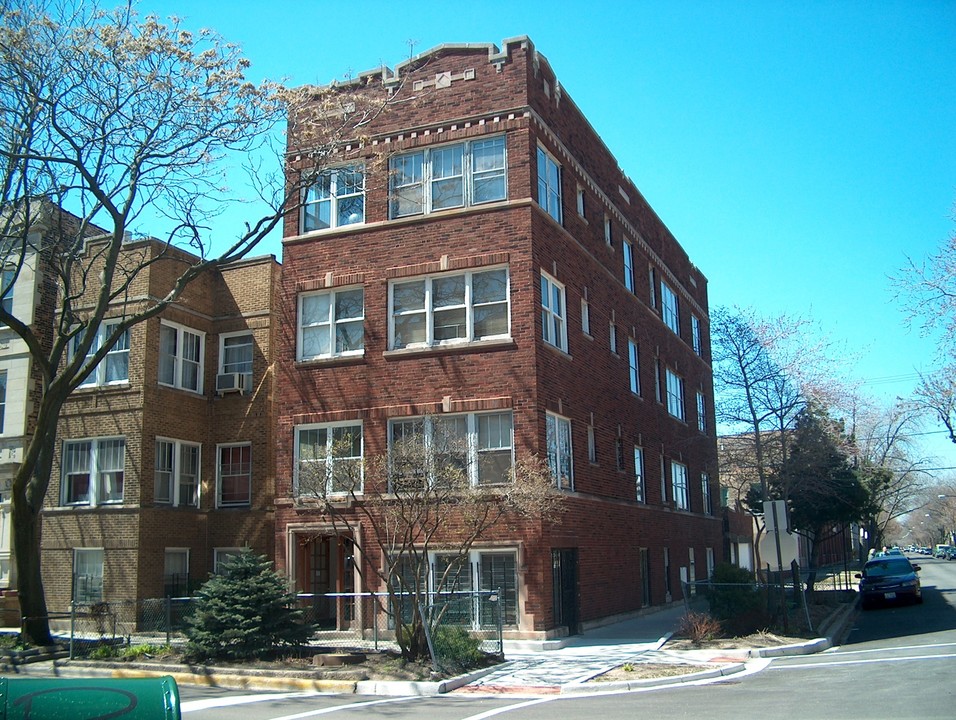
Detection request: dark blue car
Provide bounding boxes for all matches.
[856,556,922,609]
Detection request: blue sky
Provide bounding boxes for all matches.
[138,0,956,471]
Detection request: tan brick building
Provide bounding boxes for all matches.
[275,37,723,639]
[41,236,279,612]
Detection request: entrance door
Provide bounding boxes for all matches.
[551,548,579,635]
[298,535,355,630]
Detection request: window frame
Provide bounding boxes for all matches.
[213,547,244,575]
[73,548,104,604]
[546,412,573,490]
[580,296,591,336]
[623,238,635,292]
[634,446,645,502]
[389,137,506,218]
[0,266,13,316]
[665,368,685,421]
[540,271,567,352]
[387,411,514,489]
[72,320,130,388]
[660,281,680,335]
[628,339,640,395]
[217,442,252,508]
[294,420,364,498]
[536,146,562,224]
[61,437,125,506]
[158,320,205,393]
[430,548,519,627]
[389,267,510,351]
[154,438,201,508]
[164,548,190,597]
[671,461,689,510]
[702,472,713,516]
[298,286,365,361]
[0,369,6,434]
[301,164,366,232]
[697,391,707,433]
[691,314,702,355]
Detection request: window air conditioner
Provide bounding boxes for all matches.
[216,372,246,395]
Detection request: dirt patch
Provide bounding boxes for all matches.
[591,662,702,682]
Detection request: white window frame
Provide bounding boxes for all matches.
[389,137,506,218]
[536,146,562,224]
[158,320,205,393]
[623,239,635,292]
[609,322,618,355]
[580,296,590,336]
[220,331,254,393]
[0,369,6,435]
[540,271,567,352]
[302,164,366,232]
[587,424,597,464]
[73,548,104,604]
[661,281,679,335]
[604,215,613,246]
[666,368,685,421]
[61,437,125,506]
[154,438,201,508]
[213,547,244,575]
[576,186,586,217]
[628,339,640,395]
[164,548,190,597]
[72,320,130,388]
[546,412,573,490]
[217,442,252,508]
[634,446,645,502]
[702,472,713,516]
[697,391,707,433]
[430,549,519,627]
[298,287,365,360]
[672,461,689,510]
[691,314,702,355]
[388,411,513,489]
[294,421,364,497]
[389,268,510,350]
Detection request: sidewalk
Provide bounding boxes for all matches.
[2,600,857,696]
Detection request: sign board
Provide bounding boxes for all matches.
[760,500,799,570]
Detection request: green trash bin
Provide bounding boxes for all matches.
[0,675,180,719]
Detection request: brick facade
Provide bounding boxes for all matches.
[41,240,278,611]
[275,37,722,638]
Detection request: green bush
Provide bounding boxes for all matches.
[706,563,770,635]
[431,625,483,673]
[184,550,313,661]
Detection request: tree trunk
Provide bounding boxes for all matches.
[13,491,51,645]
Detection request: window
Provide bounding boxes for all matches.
[158,321,204,392]
[546,412,573,490]
[0,267,13,316]
[691,315,702,355]
[581,297,590,336]
[298,288,364,360]
[164,549,189,597]
[62,438,125,505]
[295,421,363,497]
[666,368,685,421]
[73,548,104,604]
[536,146,562,223]
[649,268,657,309]
[587,424,597,464]
[72,321,130,387]
[390,269,509,350]
[0,370,5,434]
[218,443,251,507]
[623,239,634,292]
[302,165,365,231]
[213,548,243,575]
[615,438,625,471]
[661,281,679,334]
[389,137,506,217]
[576,187,586,217]
[388,412,513,488]
[155,439,200,507]
[220,332,253,379]
[697,391,707,433]
[702,472,713,515]
[604,215,613,246]
[609,322,618,354]
[706,547,716,580]
[672,461,689,510]
[540,272,567,352]
[628,339,640,395]
[655,359,662,403]
[634,446,645,502]
[432,550,518,627]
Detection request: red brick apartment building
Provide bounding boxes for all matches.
[275,37,722,639]
[40,234,279,613]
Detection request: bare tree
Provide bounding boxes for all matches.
[295,419,562,664]
[0,1,391,644]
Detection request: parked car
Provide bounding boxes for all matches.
[934,544,952,559]
[856,556,922,609]
[946,547,956,561]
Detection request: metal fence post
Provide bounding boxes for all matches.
[166,597,172,647]
[69,602,75,660]
[496,587,503,658]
